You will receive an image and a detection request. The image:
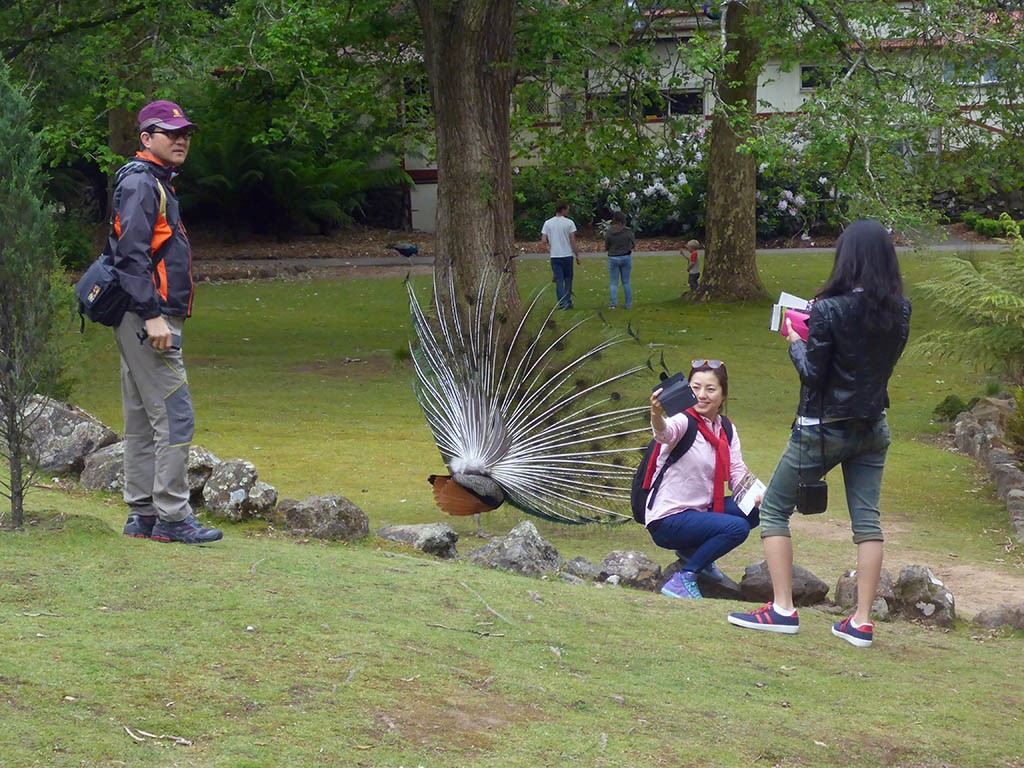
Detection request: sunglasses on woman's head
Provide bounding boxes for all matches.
[691,359,724,369]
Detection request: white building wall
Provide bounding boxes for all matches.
[409,183,437,232]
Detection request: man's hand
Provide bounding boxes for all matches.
[574,252,582,265]
[144,316,173,350]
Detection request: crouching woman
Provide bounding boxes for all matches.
[644,360,759,599]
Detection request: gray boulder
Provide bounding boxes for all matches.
[973,603,1024,631]
[202,459,277,521]
[80,441,125,492]
[375,523,459,558]
[273,494,369,541]
[987,449,1024,502]
[187,445,222,503]
[738,561,829,606]
[1007,489,1024,543]
[22,396,119,474]
[834,568,895,620]
[893,565,956,628]
[464,520,562,577]
[598,550,661,591]
[563,556,599,581]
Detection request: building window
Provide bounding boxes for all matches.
[800,65,825,91]
[943,59,1001,85]
[664,90,703,117]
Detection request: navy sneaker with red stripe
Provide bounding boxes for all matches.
[832,616,873,647]
[123,513,156,539]
[727,603,800,634]
[151,514,223,544]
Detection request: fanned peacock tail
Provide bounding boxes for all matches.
[408,268,650,524]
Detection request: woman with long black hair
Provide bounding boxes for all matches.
[728,220,912,647]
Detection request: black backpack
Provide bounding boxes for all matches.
[74,168,166,330]
[630,412,733,524]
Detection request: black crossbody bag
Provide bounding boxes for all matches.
[796,392,828,515]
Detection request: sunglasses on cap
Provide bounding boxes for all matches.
[691,359,724,369]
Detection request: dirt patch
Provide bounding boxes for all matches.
[188,224,854,268]
[370,691,541,751]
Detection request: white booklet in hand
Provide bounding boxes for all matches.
[769,291,812,332]
[731,472,767,516]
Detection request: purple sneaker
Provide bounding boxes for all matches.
[832,617,874,647]
[727,603,800,634]
[661,571,703,599]
[151,514,223,544]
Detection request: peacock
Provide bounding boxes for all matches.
[408,268,650,525]
[387,242,419,258]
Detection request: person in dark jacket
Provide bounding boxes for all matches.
[114,100,221,544]
[728,220,911,647]
[604,211,635,309]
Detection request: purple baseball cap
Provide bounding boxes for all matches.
[138,100,196,132]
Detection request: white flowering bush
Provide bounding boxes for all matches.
[755,171,839,239]
[512,131,709,238]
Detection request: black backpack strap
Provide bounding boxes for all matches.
[645,413,698,512]
[720,414,733,444]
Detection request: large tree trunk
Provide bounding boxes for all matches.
[414,0,521,322]
[699,0,767,302]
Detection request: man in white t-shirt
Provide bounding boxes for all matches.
[541,202,582,309]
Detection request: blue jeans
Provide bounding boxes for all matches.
[608,254,632,308]
[550,258,574,308]
[647,498,759,573]
[759,415,891,543]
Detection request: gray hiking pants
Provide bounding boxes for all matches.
[114,312,194,522]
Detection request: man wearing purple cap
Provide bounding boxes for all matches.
[110,99,222,544]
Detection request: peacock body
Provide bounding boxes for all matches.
[408,270,650,524]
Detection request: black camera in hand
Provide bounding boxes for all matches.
[654,372,698,416]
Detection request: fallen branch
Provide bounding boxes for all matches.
[123,725,193,746]
[426,622,505,638]
[457,580,513,625]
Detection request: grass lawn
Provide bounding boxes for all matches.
[1,249,1022,767]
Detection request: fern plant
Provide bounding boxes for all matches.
[912,213,1024,385]
[1005,386,1024,459]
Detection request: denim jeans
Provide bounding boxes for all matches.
[759,415,891,543]
[647,498,759,573]
[550,258,574,308]
[608,254,632,308]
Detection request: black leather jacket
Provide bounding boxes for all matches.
[790,292,912,420]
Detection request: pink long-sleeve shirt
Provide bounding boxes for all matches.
[645,412,749,525]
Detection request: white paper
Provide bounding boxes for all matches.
[769,292,811,331]
[732,472,767,516]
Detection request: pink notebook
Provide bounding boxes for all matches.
[779,309,810,341]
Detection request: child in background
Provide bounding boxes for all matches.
[686,239,701,292]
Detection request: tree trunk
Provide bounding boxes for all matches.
[414,0,521,322]
[9,435,24,529]
[699,0,767,302]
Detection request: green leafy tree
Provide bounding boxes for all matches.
[514,1,1024,301]
[0,63,68,527]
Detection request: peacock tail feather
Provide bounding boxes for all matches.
[408,269,649,524]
